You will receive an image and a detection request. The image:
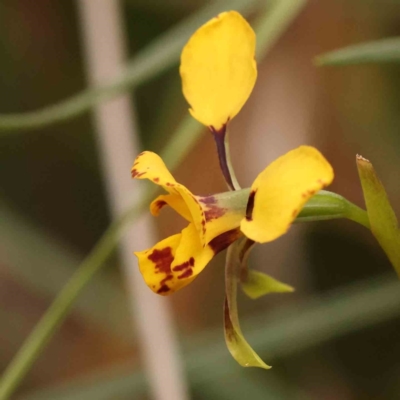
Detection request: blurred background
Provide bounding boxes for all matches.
[1,0,400,399]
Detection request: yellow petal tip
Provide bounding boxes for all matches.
[180,11,257,130]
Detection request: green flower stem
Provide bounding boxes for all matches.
[297,190,370,229]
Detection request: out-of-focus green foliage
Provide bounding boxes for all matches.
[17,274,400,400]
[316,37,400,66]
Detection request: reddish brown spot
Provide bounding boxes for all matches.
[292,209,298,217]
[302,188,318,198]
[173,257,195,272]
[154,177,160,182]
[131,168,145,178]
[205,207,226,221]
[178,269,193,279]
[154,200,167,211]
[166,182,175,187]
[245,190,256,221]
[199,196,226,221]
[157,284,170,294]
[173,257,195,280]
[148,247,174,275]
[199,196,217,205]
[209,229,241,254]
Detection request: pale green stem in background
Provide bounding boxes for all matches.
[0,2,310,398]
[254,0,308,60]
[77,1,189,400]
[315,36,400,66]
[0,0,264,134]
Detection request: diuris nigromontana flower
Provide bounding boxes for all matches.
[132,146,333,295]
[132,9,334,370]
[132,11,334,295]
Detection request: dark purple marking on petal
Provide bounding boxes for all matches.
[199,196,217,205]
[148,247,174,274]
[154,200,167,212]
[157,284,170,294]
[172,257,195,272]
[208,228,241,255]
[245,190,256,221]
[199,196,226,221]
[173,257,195,280]
[131,168,146,178]
[178,269,193,279]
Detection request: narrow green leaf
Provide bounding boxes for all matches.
[316,37,400,66]
[356,155,400,277]
[224,244,271,369]
[242,270,294,300]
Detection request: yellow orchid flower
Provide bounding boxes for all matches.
[132,146,333,295]
[131,10,335,370]
[132,11,334,296]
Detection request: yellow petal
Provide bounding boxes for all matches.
[150,194,191,221]
[135,234,182,295]
[240,146,334,243]
[180,11,257,131]
[131,151,177,189]
[135,224,241,295]
[132,151,207,245]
